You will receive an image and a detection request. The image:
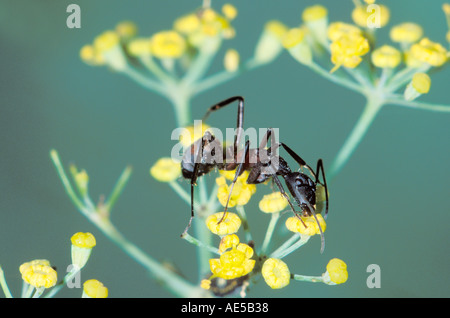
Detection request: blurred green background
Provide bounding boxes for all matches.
[0,0,449,298]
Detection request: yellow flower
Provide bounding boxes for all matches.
[150,157,181,182]
[222,4,238,20]
[115,21,138,39]
[70,165,89,197]
[94,30,120,53]
[151,30,186,59]
[324,258,348,285]
[261,258,290,289]
[216,172,256,208]
[253,20,288,64]
[92,30,127,71]
[80,44,105,66]
[127,38,152,56]
[206,212,241,236]
[218,234,241,253]
[411,72,431,94]
[82,279,108,298]
[174,14,201,35]
[302,5,328,22]
[410,38,448,67]
[224,49,240,72]
[371,45,402,68]
[404,72,431,101]
[302,5,328,45]
[179,122,211,147]
[327,22,362,42]
[330,33,370,72]
[71,232,96,269]
[390,23,423,44]
[200,279,211,290]
[71,232,96,248]
[198,8,234,38]
[282,28,306,49]
[282,27,312,65]
[259,192,288,213]
[209,235,255,280]
[20,260,57,289]
[285,214,326,236]
[352,4,390,28]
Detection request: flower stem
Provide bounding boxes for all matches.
[260,212,280,255]
[0,266,13,298]
[292,274,324,283]
[328,95,384,181]
[271,234,310,259]
[104,166,133,213]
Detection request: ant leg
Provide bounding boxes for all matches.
[315,159,329,220]
[279,142,315,176]
[202,96,244,157]
[218,140,250,224]
[271,174,307,227]
[182,162,199,236]
[182,137,206,236]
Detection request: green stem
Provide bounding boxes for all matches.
[51,150,206,297]
[192,58,262,95]
[44,265,81,298]
[0,266,13,298]
[260,212,280,255]
[181,232,220,255]
[168,88,192,128]
[328,95,384,181]
[236,206,253,244]
[308,62,364,94]
[105,166,133,212]
[50,150,89,214]
[385,96,450,113]
[292,274,324,283]
[271,234,310,259]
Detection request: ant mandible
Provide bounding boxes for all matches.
[180,96,329,252]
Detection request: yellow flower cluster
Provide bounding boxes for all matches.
[208,234,255,280]
[81,4,238,67]
[20,259,57,289]
[329,28,370,72]
[216,170,256,208]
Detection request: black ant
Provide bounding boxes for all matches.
[180,96,329,252]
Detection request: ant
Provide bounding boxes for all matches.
[180,96,329,252]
